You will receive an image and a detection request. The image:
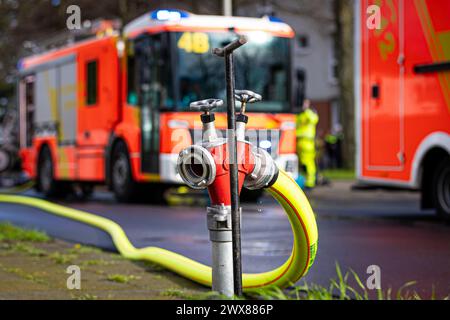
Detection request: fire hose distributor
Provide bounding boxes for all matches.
[0,85,317,294]
[0,87,317,294]
[0,36,317,297]
[177,91,278,296]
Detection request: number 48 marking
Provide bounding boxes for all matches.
[177,32,210,54]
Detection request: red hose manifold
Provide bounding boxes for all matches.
[177,139,256,206]
[206,141,255,205]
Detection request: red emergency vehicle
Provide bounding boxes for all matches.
[17,10,299,202]
[355,0,450,217]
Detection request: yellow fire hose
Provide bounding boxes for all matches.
[0,169,318,292]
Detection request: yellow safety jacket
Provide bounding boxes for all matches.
[296,109,319,140]
[296,108,318,187]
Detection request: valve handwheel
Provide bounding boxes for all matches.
[190,99,224,113]
[234,90,262,113]
[234,90,262,104]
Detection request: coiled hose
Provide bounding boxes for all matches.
[0,169,318,292]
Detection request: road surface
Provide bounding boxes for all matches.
[0,181,449,298]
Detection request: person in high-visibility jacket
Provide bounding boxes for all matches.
[296,99,319,188]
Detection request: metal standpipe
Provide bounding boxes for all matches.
[207,204,234,297]
[213,36,248,296]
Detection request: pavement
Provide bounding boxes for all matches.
[0,237,207,300]
[0,180,449,298]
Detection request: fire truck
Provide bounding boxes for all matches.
[17,9,299,202]
[355,0,450,218]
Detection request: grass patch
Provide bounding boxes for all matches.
[1,265,47,285]
[249,264,445,300]
[72,293,98,300]
[10,243,47,257]
[81,259,112,267]
[107,274,140,284]
[162,289,190,298]
[322,169,355,180]
[161,289,226,300]
[0,223,50,242]
[49,252,77,264]
[138,260,165,272]
[69,243,102,254]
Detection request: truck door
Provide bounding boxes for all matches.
[364,0,404,169]
[77,37,119,180]
[77,37,119,148]
[19,75,35,149]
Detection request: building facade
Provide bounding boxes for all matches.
[235,0,340,138]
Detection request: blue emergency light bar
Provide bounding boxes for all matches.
[267,16,284,23]
[150,9,189,21]
[17,59,24,71]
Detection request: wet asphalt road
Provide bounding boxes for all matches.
[0,181,449,298]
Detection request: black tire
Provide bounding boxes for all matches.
[110,141,170,204]
[37,146,70,198]
[79,184,95,200]
[432,157,450,219]
[0,148,11,174]
[111,141,138,202]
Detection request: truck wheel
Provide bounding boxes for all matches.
[80,184,95,199]
[37,147,70,198]
[0,148,11,174]
[111,142,137,202]
[432,157,450,219]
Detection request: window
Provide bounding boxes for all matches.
[328,40,338,84]
[86,60,98,105]
[127,54,137,105]
[132,33,172,109]
[23,75,35,147]
[25,77,35,108]
[174,31,290,112]
[297,35,309,48]
[296,34,311,55]
[126,40,138,105]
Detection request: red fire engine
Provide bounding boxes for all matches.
[355,0,450,217]
[17,9,299,202]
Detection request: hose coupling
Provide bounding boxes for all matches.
[177,145,216,189]
[244,147,279,190]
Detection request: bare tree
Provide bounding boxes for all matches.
[334,0,355,169]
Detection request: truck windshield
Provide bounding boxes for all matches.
[166,31,291,113]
